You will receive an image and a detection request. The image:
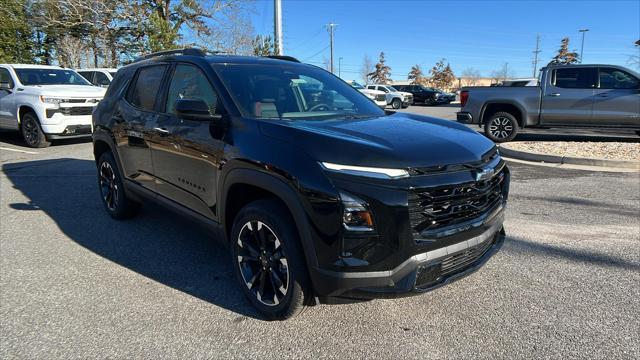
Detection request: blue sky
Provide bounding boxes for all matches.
[251,0,640,80]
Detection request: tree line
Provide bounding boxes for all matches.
[0,0,258,68]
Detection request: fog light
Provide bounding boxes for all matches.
[340,191,374,232]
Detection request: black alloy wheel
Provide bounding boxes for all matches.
[236,221,290,307]
[20,112,50,148]
[99,160,119,212]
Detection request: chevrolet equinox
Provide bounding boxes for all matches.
[92,49,510,320]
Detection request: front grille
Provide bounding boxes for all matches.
[375,94,385,101]
[408,169,505,237]
[415,236,496,288]
[440,237,494,276]
[46,107,94,118]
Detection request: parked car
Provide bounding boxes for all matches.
[77,68,118,87]
[458,64,640,142]
[0,64,106,147]
[92,48,509,319]
[346,80,387,108]
[366,84,413,109]
[392,84,445,106]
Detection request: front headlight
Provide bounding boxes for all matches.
[320,162,409,179]
[340,191,374,232]
[39,96,68,105]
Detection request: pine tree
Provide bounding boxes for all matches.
[252,35,276,56]
[408,64,427,85]
[548,37,579,66]
[0,0,34,63]
[367,52,392,84]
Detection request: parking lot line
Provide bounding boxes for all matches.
[0,147,39,155]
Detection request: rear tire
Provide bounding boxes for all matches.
[20,112,50,148]
[230,199,311,320]
[391,98,402,109]
[484,112,519,143]
[97,152,140,219]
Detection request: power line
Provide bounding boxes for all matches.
[302,45,329,61]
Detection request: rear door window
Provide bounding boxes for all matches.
[78,71,94,83]
[94,71,111,86]
[598,67,639,89]
[553,68,597,89]
[126,65,168,111]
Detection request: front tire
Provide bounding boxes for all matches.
[20,112,50,148]
[484,112,519,142]
[97,152,140,219]
[230,199,310,320]
[391,98,402,109]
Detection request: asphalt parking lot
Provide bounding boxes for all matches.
[1,115,639,358]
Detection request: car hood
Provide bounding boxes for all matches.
[259,112,495,169]
[22,85,106,98]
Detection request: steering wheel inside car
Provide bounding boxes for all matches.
[308,103,331,111]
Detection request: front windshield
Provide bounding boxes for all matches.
[15,69,92,86]
[387,86,399,92]
[109,71,117,78]
[214,63,385,120]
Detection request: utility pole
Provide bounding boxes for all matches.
[274,0,283,55]
[326,22,338,73]
[579,29,589,63]
[338,57,343,77]
[532,33,541,78]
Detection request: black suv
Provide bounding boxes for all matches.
[393,84,447,105]
[92,49,509,319]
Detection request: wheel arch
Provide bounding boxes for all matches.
[17,105,38,126]
[480,101,525,127]
[221,169,319,270]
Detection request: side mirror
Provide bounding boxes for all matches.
[175,98,220,122]
[0,82,12,92]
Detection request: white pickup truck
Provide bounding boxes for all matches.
[0,64,106,147]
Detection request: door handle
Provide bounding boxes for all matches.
[154,127,170,135]
[548,93,561,97]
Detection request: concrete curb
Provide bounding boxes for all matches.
[498,143,640,170]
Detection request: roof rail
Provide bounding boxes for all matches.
[265,55,300,63]
[133,48,206,63]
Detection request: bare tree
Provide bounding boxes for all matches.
[461,68,481,86]
[491,63,515,84]
[360,54,373,84]
[628,39,640,69]
[56,35,87,68]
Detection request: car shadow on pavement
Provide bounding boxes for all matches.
[3,158,262,319]
[0,130,92,148]
[505,236,640,272]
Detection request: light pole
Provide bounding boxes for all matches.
[338,57,343,78]
[579,29,589,63]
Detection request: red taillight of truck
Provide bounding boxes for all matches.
[460,90,469,107]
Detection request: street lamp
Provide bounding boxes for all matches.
[338,57,343,78]
[579,29,589,63]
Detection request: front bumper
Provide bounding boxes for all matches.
[315,209,506,300]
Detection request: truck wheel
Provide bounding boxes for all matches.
[391,98,402,109]
[484,112,519,142]
[97,152,140,219]
[230,199,311,320]
[20,112,51,148]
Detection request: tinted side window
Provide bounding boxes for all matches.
[554,68,597,89]
[0,68,14,87]
[165,64,219,114]
[94,71,111,86]
[78,71,94,83]
[599,68,639,89]
[126,65,167,111]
